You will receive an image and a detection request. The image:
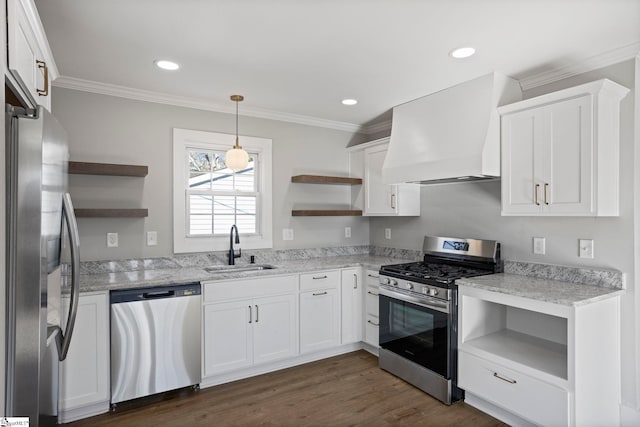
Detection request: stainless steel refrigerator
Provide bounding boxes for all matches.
[5,104,80,426]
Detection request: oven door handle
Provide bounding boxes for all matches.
[379,287,450,314]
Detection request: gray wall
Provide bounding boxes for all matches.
[370,60,638,407]
[52,88,370,261]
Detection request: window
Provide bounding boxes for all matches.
[173,128,272,253]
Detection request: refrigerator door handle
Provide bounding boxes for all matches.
[58,192,81,361]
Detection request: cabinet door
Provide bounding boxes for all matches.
[364,144,398,215]
[253,294,298,365]
[299,288,340,354]
[340,268,362,344]
[545,95,593,214]
[501,107,545,214]
[59,293,109,412]
[202,300,253,377]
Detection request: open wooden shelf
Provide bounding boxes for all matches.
[69,161,148,177]
[291,175,362,185]
[74,208,148,218]
[292,209,363,217]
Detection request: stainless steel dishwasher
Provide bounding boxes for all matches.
[110,283,201,404]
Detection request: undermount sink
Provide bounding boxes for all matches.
[203,264,276,274]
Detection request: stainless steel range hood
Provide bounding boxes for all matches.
[383,73,522,185]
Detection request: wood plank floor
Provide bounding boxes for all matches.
[68,350,507,426]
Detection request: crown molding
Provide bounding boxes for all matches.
[52,76,366,134]
[519,42,640,91]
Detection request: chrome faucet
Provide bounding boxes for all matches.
[228,224,241,265]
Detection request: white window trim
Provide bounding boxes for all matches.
[173,128,273,253]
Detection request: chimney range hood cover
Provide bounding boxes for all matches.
[383,72,522,185]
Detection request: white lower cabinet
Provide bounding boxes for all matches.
[340,268,362,344]
[363,269,380,348]
[299,270,340,354]
[202,276,298,378]
[59,292,110,422]
[458,284,620,426]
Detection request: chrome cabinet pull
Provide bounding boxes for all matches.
[248,305,252,323]
[353,273,358,289]
[312,291,328,296]
[493,372,517,384]
[255,305,259,323]
[312,275,327,280]
[534,184,540,206]
[391,193,396,209]
[367,291,379,296]
[367,320,379,326]
[36,60,49,96]
[544,183,549,205]
[367,274,379,278]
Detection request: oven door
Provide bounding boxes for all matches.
[379,287,452,379]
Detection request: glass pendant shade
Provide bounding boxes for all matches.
[226,143,249,171]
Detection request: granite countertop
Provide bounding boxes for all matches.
[457,273,624,307]
[76,255,414,293]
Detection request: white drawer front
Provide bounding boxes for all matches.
[459,351,569,427]
[365,270,380,287]
[203,275,298,302]
[364,314,379,348]
[366,286,379,316]
[300,270,340,291]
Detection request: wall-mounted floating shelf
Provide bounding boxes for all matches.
[74,208,149,218]
[292,209,363,217]
[68,161,148,177]
[291,175,362,185]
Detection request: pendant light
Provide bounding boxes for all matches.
[225,95,249,172]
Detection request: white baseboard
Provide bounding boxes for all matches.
[58,400,110,423]
[464,392,537,427]
[621,403,640,427]
[200,342,363,389]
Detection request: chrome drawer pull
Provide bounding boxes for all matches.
[367,274,379,278]
[312,275,328,280]
[367,320,379,326]
[493,372,517,384]
[367,291,379,296]
[312,291,328,296]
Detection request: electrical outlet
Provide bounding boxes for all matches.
[282,228,294,241]
[345,227,351,238]
[146,231,158,246]
[107,232,118,248]
[385,228,391,240]
[579,239,594,259]
[533,237,545,255]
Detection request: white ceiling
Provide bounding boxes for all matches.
[35,0,640,132]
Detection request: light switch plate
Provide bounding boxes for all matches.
[283,228,294,241]
[385,228,391,240]
[579,239,594,259]
[345,227,351,238]
[107,232,118,248]
[146,231,158,246]
[533,237,545,255]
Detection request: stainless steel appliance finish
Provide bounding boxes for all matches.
[378,235,500,405]
[110,283,202,404]
[5,105,81,425]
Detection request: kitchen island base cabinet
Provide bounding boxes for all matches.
[202,277,298,378]
[458,285,620,427]
[58,292,110,423]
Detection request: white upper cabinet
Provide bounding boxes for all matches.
[500,79,629,216]
[349,138,420,216]
[6,0,57,111]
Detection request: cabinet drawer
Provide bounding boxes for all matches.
[203,275,298,302]
[300,270,339,291]
[364,314,379,348]
[365,270,380,287]
[366,286,379,316]
[459,351,569,426]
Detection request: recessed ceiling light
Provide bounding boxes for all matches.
[342,99,358,106]
[449,47,476,59]
[154,60,180,70]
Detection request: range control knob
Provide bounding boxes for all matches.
[406,282,414,290]
[380,277,390,285]
[428,288,439,297]
[391,279,398,287]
